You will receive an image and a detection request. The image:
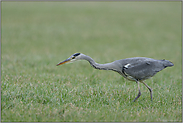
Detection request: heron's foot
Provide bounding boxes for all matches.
[148,87,153,101]
[150,93,153,102]
[133,90,141,102]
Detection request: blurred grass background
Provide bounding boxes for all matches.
[1,2,182,122]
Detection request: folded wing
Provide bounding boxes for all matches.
[123,61,165,81]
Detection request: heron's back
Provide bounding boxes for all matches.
[113,57,174,81]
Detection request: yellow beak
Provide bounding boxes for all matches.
[56,58,71,66]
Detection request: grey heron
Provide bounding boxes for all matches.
[56,53,174,102]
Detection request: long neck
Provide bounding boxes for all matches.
[81,55,116,71]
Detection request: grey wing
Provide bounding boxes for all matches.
[123,61,164,81]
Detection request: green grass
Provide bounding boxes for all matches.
[1,2,182,122]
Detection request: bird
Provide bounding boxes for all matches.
[56,53,174,102]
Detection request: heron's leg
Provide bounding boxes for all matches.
[133,81,141,102]
[141,81,153,101]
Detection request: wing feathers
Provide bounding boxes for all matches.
[123,61,164,81]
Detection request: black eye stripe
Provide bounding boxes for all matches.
[73,53,80,57]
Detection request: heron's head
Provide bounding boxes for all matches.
[56,53,82,66]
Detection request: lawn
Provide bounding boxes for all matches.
[1,2,182,122]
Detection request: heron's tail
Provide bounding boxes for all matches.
[161,59,174,68]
